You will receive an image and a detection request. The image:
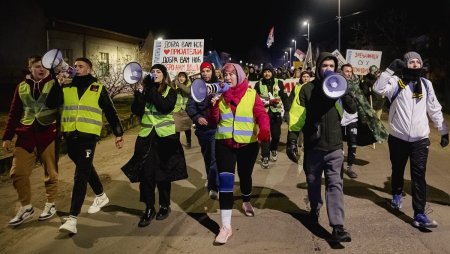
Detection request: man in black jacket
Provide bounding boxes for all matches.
[186,61,219,199]
[286,52,356,244]
[254,63,288,169]
[46,57,124,234]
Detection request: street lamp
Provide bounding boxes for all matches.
[289,47,292,69]
[337,0,341,52]
[284,52,288,66]
[303,21,310,43]
[292,39,296,61]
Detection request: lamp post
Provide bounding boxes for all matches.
[292,39,296,63]
[284,51,288,66]
[337,0,341,52]
[303,21,310,43]
[289,47,292,69]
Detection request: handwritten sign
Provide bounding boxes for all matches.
[345,49,382,75]
[152,39,204,79]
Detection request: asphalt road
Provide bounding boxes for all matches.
[0,118,449,254]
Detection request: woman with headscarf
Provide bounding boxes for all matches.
[209,63,270,244]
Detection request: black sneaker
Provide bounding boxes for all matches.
[138,207,156,227]
[330,225,352,243]
[156,206,171,220]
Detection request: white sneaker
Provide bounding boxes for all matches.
[39,203,56,221]
[215,226,232,244]
[88,193,109,214]
[9,206,34,226]
[59,217,77,234]
[270,150,278,162]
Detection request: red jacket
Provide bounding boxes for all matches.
[3,75,58,153]
[209,79,270,148]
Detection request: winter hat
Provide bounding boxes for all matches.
[222,63,246,84]
[403,51,423,67]
[200,61,214,71]
[150,64,168,78]
[262,63,274,75]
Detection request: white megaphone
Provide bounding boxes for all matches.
[123,62,155,84]
[42,49,76,78]
[190,79,229,102]
[322,70,348,99]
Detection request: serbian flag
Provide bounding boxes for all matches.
[294,49,305,61]
[266,26,274,48]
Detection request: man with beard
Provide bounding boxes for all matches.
[374,51,449,229]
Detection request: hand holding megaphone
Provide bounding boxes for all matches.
[42,49,76,79]
[190,79,229,102]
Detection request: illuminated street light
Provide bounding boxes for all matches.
[303,21,310,43]
[292,39,296,63]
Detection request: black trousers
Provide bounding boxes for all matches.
[344,121,358,166]
[261,112,282,158]
[216,141,259,210]
[66,136,103,216]
[388,135,429,215]
[139,180,171,209]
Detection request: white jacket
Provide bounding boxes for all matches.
[374,70,448,142]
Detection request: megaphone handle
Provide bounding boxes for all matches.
[51,49,60,68]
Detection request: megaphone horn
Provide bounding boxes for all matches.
[42,49,76,78]
[123,62,154,84]
[190,79,230,103]
[322,70,348,99]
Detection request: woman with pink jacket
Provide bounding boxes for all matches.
[208,63,270,244]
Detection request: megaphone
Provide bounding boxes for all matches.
[123,62,155,84]
[190,79,229,102]
[322,70,347,99]
[42,49,76,78]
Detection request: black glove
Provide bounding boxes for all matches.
[286,138,299,163]
[388,59,406,73]
[142,74,156,89]
[441,134,449,148]
[341,93,357,114]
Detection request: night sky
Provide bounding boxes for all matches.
[41,0,444,65]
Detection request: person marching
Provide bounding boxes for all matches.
[3,55,60,226]
[172,72,193,148]
[209,63,270,244]
[254,63,288,169]
[46,57,124,234]
[129,64,188,227]
[374,51,448,229]
[287,52,356,244]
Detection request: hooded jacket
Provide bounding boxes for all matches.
[289,52,357,151]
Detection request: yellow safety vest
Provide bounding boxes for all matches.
[61,83,103,135]
[289,84,343,132]
[173,81,191,112]
[258,78,283,113]
[18,80,59,126]
[138,85,176,137]
[215,88,257,143]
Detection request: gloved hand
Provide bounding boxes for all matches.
[143,73,156,89]
[286,138,299,163]
[257,129,270,142]
[269,98,280,106]
[441,134,449,148]
[388,59,406,73]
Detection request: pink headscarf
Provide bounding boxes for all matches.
[222,63,246,85]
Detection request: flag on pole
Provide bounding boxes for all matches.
[302,42,313,71]
[294,49,305,61]
[266,26,274,48]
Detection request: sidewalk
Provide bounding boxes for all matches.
[0,119,449,253]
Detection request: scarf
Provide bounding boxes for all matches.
[401,68,424,99]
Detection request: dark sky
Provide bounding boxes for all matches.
[42,0,441,65]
